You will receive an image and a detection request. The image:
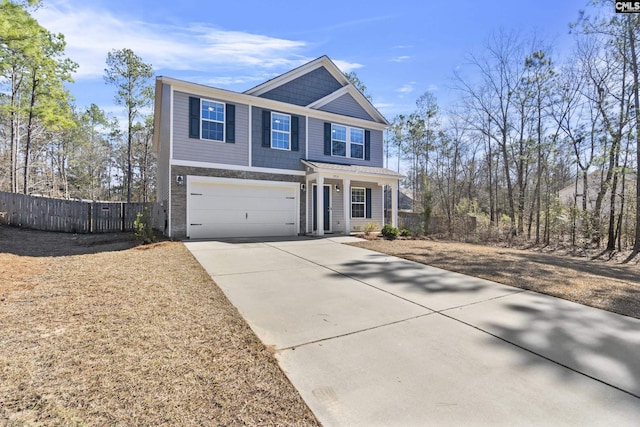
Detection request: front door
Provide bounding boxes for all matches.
[312,184,331,232]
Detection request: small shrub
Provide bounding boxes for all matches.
[363,222,378,235]
[400,228,413,237]
[381,224,399,240]
[134,206,155,244]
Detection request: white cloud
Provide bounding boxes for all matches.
[332,60,363,73]
[397,82,415,94]
[33,1,308,80]
[391,56,411,63]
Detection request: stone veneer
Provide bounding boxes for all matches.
[169,165,306,239]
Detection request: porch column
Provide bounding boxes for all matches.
[316,175,324,236]
[305,178,311,234]
[343,178,351,235]
[391,180,399,228]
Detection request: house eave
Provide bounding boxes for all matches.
[306,85,389,126]
[244,55,349,96]
[301,159,405,185]
[152,78,164,153]
[156,75,387,131]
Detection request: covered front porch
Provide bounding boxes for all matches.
[302,160,403,236]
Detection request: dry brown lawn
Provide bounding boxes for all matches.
[4,225,640,426]
[0,226,319,426]
[352,238,640,319]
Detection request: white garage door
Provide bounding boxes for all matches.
[187,179,298,239]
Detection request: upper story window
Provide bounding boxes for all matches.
[271,112,291,150]
[189,96,235,143]
[201,99,225,142]
[350,128,364,159]
[331,124,347,156]
[330,124,366,159]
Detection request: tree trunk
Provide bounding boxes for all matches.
[617,169,627,250]
[606,170,619,251]
[127,109,133,203]
[487,135,495,227]
[23,69,37,195]
[629,16,640,252]
[500,123,516,234]
[10,68,21,193]
[535,99,543,244]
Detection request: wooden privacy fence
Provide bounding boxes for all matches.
[0,191,160,234]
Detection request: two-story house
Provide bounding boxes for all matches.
[153,56,403,239]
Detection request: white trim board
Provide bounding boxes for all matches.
[171,159,306,176]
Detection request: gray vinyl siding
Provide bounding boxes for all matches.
[172,91,249,166]
[260,67,343,106]
[307,117,384,168]
[349,183,383,233]
[251,106,306,171]
[318,93,374,121]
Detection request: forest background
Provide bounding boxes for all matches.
[1,0,639,252]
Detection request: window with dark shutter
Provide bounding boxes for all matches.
[291,116,299,151]
[225,104,235,143]
[262,110,271,147]
[189,97,200,139]
[365,130,371,161]
[324,122,331,155]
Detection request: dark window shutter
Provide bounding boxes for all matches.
[324,122,331,155]
[365,188,372,218]
[189,96,200,139]
[364,130,371,160]
[262,110,271,147]
[291,116,299,151]
[225,104,235,143]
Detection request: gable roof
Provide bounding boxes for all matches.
[302,159,404,181]
[245,56,349,96]
[245,55,389,126]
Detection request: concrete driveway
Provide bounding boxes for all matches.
[185,236,640,426]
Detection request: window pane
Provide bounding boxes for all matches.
[350,144,363,159]
[272,113,290,132]
[332,124,346,141]
[202,121,223,141]
[351,204,365,218]
[351,188,365,203]
[350,128,364,144]
[332,140,346,156]
[272,131,290,149]
[202,100,224,122]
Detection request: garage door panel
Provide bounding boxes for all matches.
[200,197,295,211]
[187,180,299,239]
[191,223,295,239]
[190,209,296,224]
[190,197,297,215]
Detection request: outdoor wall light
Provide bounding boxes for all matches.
[176,175,184,186]
[300,183,306,191]
[335,184,340,192]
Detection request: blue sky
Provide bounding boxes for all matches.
[33,0,589,122]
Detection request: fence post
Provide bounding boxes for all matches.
[88,202,92,233]
[121,202,125,232]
